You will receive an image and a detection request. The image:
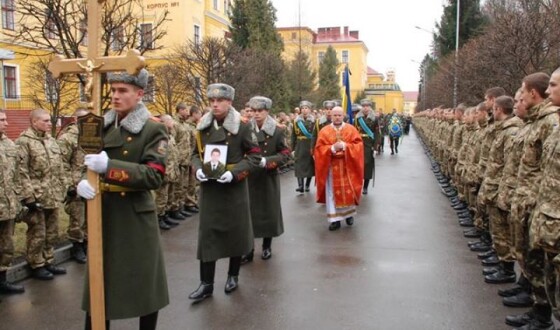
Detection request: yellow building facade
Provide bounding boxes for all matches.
[363,67,404,114]
[278,26,368,102]
[0,0,231,118]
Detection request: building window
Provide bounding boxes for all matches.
[213,0,218,10]
[142,75,155,103]
[291,32,296,40]
[318,51,325,63]
[44,70,58,102]
[342,50,349,63]
[139,23,154,50]
[3,65,17,99]
[111,26,125,51]
[194,25,200,45]
[223,0,228,14]
[80,19,88,46]
[2,0,15,30]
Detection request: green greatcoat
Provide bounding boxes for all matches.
[82,104,169,320]
[192,108,260,262]
[291,115,316,178]
[248,116,290,238]
[354,111,381,181]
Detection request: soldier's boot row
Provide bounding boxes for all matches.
[157,215,172,231]
[295,178,304,193]
[485,261,516,284]
[0,270,24,294]
[70,242,87,264]
[32,263,66,281]
[503,277,534,307]
[500,274,530,297]
[168,210,187,221]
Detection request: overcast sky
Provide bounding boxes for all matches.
[271,0,446,92]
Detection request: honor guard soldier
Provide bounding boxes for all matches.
[77,69,169,329]
[242,96,290,263]
[188,83,261,303]
[0,109,25,294]
[291,100,316,193]
[355,99,381,194]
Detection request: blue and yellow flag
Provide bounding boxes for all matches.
[342,65,353,124]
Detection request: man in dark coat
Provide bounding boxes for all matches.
[355,99,381,194]
[291,100,316,193]
[189,83,261,303]
[77,69,169,330]
[242,96,290,263]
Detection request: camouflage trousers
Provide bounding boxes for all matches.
[155,182,170,216]
[545,252,560,321]
[184,166,199,207]
[447,157,458,183]
[474,195,489,231]
[0,219,15,272]
[488,205,514,262]
[24,208,58,269]
[64,197,86,243]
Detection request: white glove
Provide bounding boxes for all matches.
[195,169,208,182]
[259,157,267,168]
[217,171,233,183]
[84,151,109,174]
[77,180,96,200]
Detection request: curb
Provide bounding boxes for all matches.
[7,243,72,283]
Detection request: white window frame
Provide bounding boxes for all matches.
[139,23,154,50]
[342,50,349,64]
[213,0,218,10]
[2,64,19,99]
[194,24,201,45]
[2,0,15,31]
[318,51,325,63]
[111,26,126,51]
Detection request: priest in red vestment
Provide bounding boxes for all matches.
[314,107,364,231]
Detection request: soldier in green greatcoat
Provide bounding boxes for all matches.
[188,83,260,303]
[355,99,381,194]
[291,100,316,193]
[242,96,290,263]
[77,69,169,329]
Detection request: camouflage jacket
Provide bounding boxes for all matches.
[476,121,497,184]
[165,131,179,183]
[456,123,477,177]
[529,125,560,252]
[514,102,560,209]
[16,127,64,209]
[464,122,484,185]
[173,115,193,167]
[57,123,85,188]
[0,133,21,221]
[450,121,465,160]
[496,121,530,211]
[479,116,523,203]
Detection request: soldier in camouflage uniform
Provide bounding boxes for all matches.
[508,73,559,329]
[16,109,66,280]
[0,109,25,294]
[155,115,182,230]
[530,68,560,324]
[172,103,195,220]
[479,96,523,284]
[185,106,202,213]
[57,107,89,264]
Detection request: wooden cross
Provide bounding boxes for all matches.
[48,1,145,329]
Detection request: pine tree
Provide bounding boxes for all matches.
[229,0,283,54]
[286,50,316,108]
[434,0,487,58]
[318,46,341,101]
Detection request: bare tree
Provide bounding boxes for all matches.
[152,64,189,115]
[25,57,79,136]
[166,37,240,109]
[14,0,170,111]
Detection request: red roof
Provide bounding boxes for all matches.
[403,91,419,101]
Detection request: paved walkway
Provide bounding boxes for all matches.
[0,128,518,330]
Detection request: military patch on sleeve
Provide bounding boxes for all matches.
[156,140,168,155]
[107,169,130,182]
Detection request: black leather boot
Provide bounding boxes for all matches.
[503,290,534,307]
[485,262,516,284]
[188,282,214,302]
[45,264,66,275]
[478,249,496,260]
[241,249,254,265]
[71,242,87,264]
[296,178,304,193]
[168,210,186,221]
[506,311,534,327]
[224,276,238,294]
[0,271,24,294]
[158,215,171,230]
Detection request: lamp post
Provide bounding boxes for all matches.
[453,0,460,108]
[411,59,427,110]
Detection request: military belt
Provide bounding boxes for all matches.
[297,136,309,140]
[99,183,142,193]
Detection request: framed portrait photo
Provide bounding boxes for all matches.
[202,144,228,179]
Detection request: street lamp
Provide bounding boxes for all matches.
[453,0,460,108]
